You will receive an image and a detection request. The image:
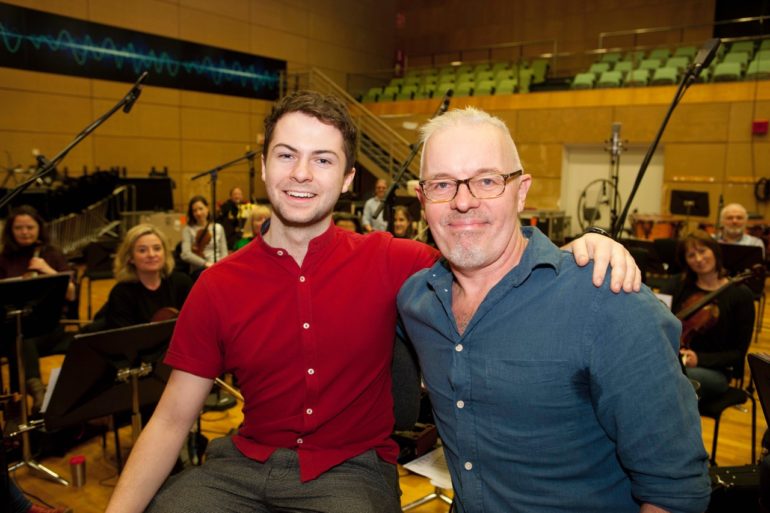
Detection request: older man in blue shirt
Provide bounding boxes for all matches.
[397,107,711,513]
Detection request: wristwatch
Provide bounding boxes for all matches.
[582,226,613,238]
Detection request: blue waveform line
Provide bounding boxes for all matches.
[0,23,279,91]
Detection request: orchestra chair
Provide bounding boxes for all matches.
[78,240,116,319]
[698,362,757,466]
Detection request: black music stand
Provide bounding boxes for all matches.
[1,272,70,485]
[670,190,709,235]
[44,319,176,473]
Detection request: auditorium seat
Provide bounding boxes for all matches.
[415,83,436,99]
[624,50,646,63]
[625,69,650,87]
[596,70,623,88]
[380,85,400,102]
[457,72,475,84]
[614,61,633,75]
[665,56,690,73]
[495,78,517,95]
[435,82,455,97]
[730,41,756,58]
[396,85,418,101]
[650,67,679,85]
[588,62,611,77]
[599,52,622,64]
[712,62,743,82]
[639,58,662,71]
[746,59,770,80]
[455,81,474,97]
[490,61,511,74]
[530,58,550,84]
[475,70,495,82]
[362,87,381,103]
[648,47,672,61]
[723,52,751,71]
[494,68,514,82]
[571,72,595,89]
[673,46,697,60]
[474,79,496,96]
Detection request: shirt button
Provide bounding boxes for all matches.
[299,276,306,282]
[464,461,473,471]
[306,408,313,415]
[456,400,465,409]
[455,344,463,352]
[297,438,303,444]
[277,250,284,256]
[307,368,315,375]
[303,322,310,329]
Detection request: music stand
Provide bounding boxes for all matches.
[1,272,70,485]
[44,319,176,472]
[670,190,709,235]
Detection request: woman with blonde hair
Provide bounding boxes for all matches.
[102,224,192,328]
[233,204,271,250]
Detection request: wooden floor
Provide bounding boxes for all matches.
[8,277,769,513]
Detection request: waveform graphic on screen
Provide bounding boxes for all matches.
[0,4,285,100]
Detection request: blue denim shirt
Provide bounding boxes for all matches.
[398,227,710,513]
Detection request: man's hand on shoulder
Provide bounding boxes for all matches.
[563,232,641,293]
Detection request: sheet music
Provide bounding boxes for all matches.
[40,366,60,413]
[403,446,453,490]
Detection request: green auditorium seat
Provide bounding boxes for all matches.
[494,68,514,82]
[389,78,404,88]
[438,70,456,83]
[755,49,770,62]
[600,52,622,64]
[730,41,755,58]
[404,75,422,87]
[457,72,475,84]
[474,79,496,96]
[436,81,455,96]
[396,84,418,101]
[380,85,400,102]
[404,69,422,78]
[362,87,381,103]
[712,62,742,82]
[456,64,473,75]
[673,46,697,60]
[589,62,611,76]
[415,83,436,99]
[648,48,672,61]
[422,74,438,86]
[455,81,475,97]
[665,56,690,73]
[651,67,679,85]
[517,68,534,93]
[614,61,633,75]
[475,70,495,82]
[490,61,511,73]
[571,72,595,89]
[530,58,550,84]
[746,59,770,80]
[596,70,623,88]
[639,59,662,71]
[625,69,650,87]
[760,39,770,51]
[723,52,750,71]
[495,78,517,95]
[624,50,646,63]
[472,63,491,74]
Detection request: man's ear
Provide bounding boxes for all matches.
[341,167,356,193]
[516,174,533,213]
[261,155,266,182]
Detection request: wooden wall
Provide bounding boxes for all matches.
[0,0,397,211]
[368,81,770,222]
[397,0,715,69]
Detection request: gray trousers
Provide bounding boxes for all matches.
[147,437,402,513]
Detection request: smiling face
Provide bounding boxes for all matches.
[12,214,40,247]
[721,204,748,240]
[131,233,165,276]
[419,121,530,272]
[191,201,209,225]
[393,208,410,237]
[261,111,355,236]
[684,241,717,277]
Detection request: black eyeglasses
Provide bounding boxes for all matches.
[419,170,523,203]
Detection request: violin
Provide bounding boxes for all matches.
[192,223,212,258]
[676,265,762,351]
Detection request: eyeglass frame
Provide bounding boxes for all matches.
[418,170,524,203]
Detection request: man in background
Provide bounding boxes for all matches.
[362,178,388,232]
[719,202,765,257]
[218,186,246,249]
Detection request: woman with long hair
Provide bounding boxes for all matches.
[101,223,193,329]
[672,230,755,400]
[180,195,228,274]
[392,205,415,239]
[0,205,75,411]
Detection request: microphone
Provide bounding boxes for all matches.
[610,122,621,159]
[123,71,149,113]
[691,38,721,77]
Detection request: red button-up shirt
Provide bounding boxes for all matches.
[166,223,438,481]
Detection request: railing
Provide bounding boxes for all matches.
[48,185,134,258]
[285,69,421,182]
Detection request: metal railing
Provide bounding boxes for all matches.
[286,69,421,183]
[48,185,134,258]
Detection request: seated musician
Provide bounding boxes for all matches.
[0,205,75,411]
[100,224,192,329]
[180,195,228,275]
[233,204,271,250]
[672,230,755,400]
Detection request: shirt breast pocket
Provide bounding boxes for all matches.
[479,360,583,449]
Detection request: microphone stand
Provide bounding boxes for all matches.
[0,71,149,211]
[611,39,720,239]
[190,149,260,265]
[373,90,453,232]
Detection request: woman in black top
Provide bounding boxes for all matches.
[672,230,755,401]
[103,224,192,329]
